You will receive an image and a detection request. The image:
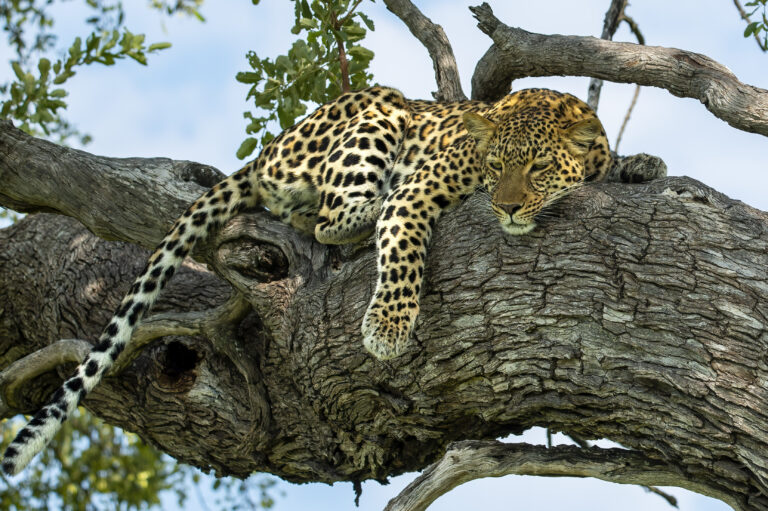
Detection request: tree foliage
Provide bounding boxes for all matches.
[0,0,184,144]
[739,0,768,51]
[235,0,375,159]
[2,410,278,511]
[1,412,184,511]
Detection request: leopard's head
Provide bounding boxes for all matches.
[463,110,605,235]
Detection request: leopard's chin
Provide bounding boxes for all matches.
[500,219,536,235]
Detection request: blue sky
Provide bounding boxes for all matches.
[3,0,767,510]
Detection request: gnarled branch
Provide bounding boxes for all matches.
[0,119,224,251]
[587,0,627,110]
[469,2,768,138]
[385,441,739,511]
[382,0,466,101]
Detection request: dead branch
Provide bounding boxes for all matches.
[469,2,768,138]
[587,0,627,110]
[384,441,738,511]
[382,0,466,101]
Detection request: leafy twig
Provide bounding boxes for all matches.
[734,0,768,51]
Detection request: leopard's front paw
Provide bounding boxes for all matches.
[608,153,667,183]
[361,299,419,360]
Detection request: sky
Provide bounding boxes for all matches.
[2,0,768,510]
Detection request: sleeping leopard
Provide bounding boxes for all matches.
[4,86,655,475]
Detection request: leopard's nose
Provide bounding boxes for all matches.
[499,203,522,217]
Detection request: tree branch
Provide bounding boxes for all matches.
[385,441,738,511]
[111,292,251,375]
[615,83,641,152]
[0,339,91,416]
[469,3,768,138]
[382,0,466,101]
[560,434,677,507]
[0,119,225,251]
[329,4,353,93]
[612,14,646,152]
[587,0,627,110]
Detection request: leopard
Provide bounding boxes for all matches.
[3,86,617,475]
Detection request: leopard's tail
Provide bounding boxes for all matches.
[2,162,260,476]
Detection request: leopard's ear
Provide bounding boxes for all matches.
[564,117,603,156]
[462,112,497,153]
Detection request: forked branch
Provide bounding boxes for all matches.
[382,0,466,101]
[385,441,741,511]
[587,0,627,110]
[469,2,768,138]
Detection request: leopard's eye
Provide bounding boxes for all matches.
[530,162,548,173]
[487,160,502,172]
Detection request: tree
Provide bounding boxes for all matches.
[2,1,768,510]
[0,1,276,509]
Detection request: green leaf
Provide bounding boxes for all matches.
[344,24,366,39]
[53,70,75,84]
[347,45,374,60]
[236,71,262,84]
[301,0,312,18]
[11,61,25,81]
[261,131,275,146]
[298,17,318,29]
[38,58,51,76]
[148,42,172,52]
[236,137,259,159]
[69,37,84,60]
[745,21,761,37]
[86,33,100,53]
[358,12,375,31]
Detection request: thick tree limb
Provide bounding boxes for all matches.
[0,119,224,251]
[469,3,768,138]
[111,292,251,375]
[3,121,768,507]
[385,441,736,511]
[382,0,466,101]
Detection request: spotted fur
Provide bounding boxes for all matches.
[3,86,612,475]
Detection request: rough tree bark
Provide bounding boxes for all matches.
[3,117,768,510]
[3,3,768,511]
